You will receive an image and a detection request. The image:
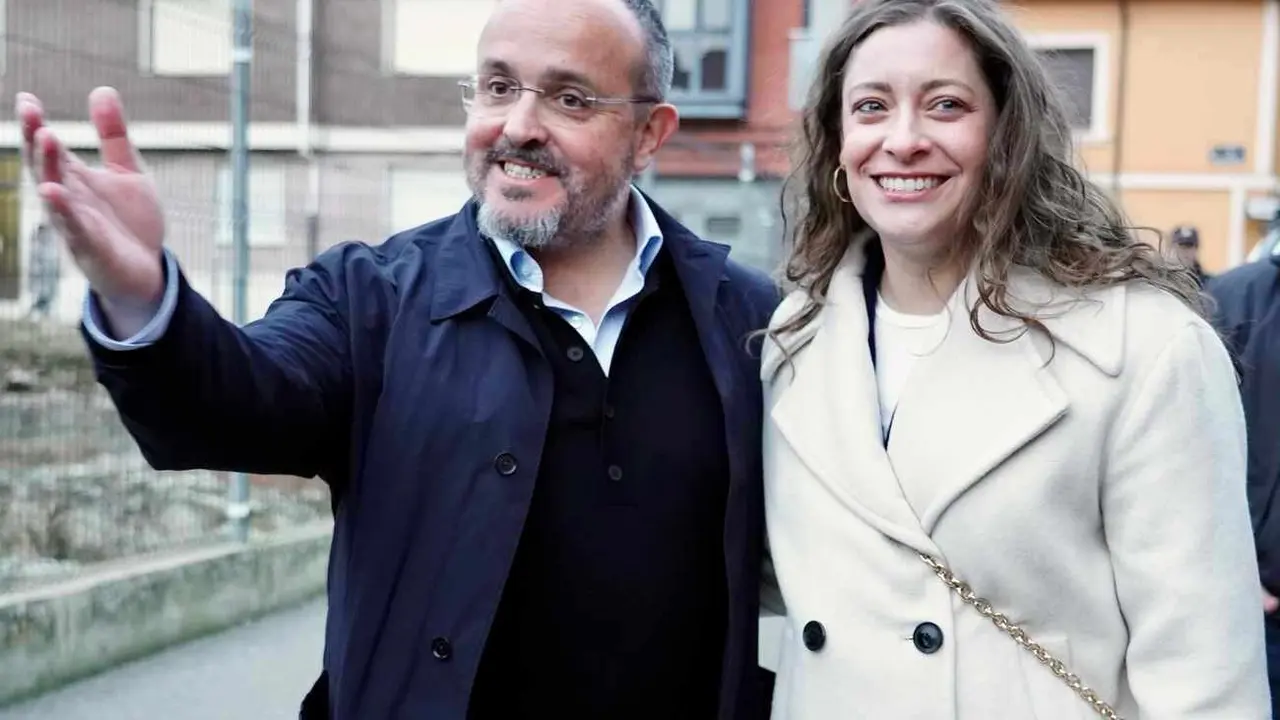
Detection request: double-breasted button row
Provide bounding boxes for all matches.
[798,620,945,655]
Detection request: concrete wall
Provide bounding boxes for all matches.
[0,522,333,707]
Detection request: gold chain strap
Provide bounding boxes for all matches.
[917,552,1124,720]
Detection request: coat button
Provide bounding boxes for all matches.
[607,465,623,481]
[912,622,944,654]
[493,453,518,476]
[802,620,826,651]
[566,346,585,362]
[431,636,452,661]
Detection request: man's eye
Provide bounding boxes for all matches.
[556,92,588,110]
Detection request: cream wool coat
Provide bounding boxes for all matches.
[761,238,1270,719]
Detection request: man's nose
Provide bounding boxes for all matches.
[501,91,550,146]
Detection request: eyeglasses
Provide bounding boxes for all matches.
[458,74,659,124]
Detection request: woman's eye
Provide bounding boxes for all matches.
[853,99,886,114]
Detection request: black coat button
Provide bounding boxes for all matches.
[566,346,585,362]
[602,404,616,419]
[494,453,518,476]
[607,465,623,481]
[802,620,826,651]
[430,636,452,661]
[913,622,944,654]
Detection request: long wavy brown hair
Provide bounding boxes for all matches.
[773,0,1202,346]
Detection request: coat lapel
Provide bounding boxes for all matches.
[428,201,541,352]
[886,268,1125,533]
[769,241,1128,546]
[768,247,938,554]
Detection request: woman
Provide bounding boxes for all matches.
[759,0,1270,717]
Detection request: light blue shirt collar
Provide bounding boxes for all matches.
[488,184,664,295]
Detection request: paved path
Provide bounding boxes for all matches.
[0,598,326,720]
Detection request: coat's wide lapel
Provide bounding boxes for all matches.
[769,260,937,554]
[885,280,1070,534]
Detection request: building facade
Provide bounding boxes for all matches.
[645,0,825,275]
[651,0,1280,278]
[1006,0,1280,274]
[0,0,490,323]
[7,0,1271,324]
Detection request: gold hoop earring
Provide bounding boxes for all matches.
[832,166,852,204]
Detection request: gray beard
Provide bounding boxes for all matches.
[474,186,629,252]
[475,200,563,250]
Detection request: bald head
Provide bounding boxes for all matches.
[487,0,672,101]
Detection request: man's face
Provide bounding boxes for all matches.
[465,0,666,250]
[1174,242,1199,268]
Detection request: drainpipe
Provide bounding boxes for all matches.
[1110,0,1131,194]
[297,0,320,260]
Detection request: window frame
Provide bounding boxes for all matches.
[138,0,234,77]
[657,0,751,119]
[1024,32,1111,145]
[381,0,497,77]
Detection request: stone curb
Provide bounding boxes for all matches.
[0,521,333,707]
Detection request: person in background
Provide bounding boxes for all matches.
[1207,247,1280,720]
[758,0,1268,717]
[15,0,779,716]
[1170,224,1212,287]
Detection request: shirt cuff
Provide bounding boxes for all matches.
[82,249,181,350]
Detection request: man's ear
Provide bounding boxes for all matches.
[632,103,679,174]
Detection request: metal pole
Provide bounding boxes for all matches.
[227,0,253,543]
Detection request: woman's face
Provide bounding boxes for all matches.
[838,20,996,257]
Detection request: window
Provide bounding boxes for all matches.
[216,165,287,248]
[141,0,232,76]
[657,0,749,118]
[387,168,473,234]
[384,0,498,76]
[1026,34,1109,141]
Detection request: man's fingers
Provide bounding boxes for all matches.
[1264,589,1279,615]
[16,92,45,172]
[35,127,64,186]
[88,87,142,173]
[38,182,91,249]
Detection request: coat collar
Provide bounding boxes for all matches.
[766,232,1126,379]
[428,193,730,325]
[766,234,1129,548]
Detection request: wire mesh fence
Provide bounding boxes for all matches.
[0,0,410,593]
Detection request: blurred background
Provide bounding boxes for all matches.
[0,0,1278,717]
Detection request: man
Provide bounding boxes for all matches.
[1206,241,1280,717]
[15,0,779,717]
[1170,224,1212,287]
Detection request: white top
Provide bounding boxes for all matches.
[873,294,950,441]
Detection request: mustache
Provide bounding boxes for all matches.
[486,143,563,175]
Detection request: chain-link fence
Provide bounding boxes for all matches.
[0,0,429,593]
